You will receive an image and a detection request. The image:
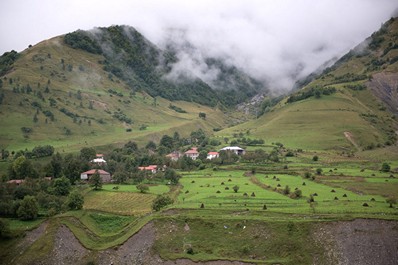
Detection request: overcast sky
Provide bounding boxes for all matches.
[1,0,397,90]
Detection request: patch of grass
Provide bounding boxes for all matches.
[84,190,156,215]
[153,217,325,265]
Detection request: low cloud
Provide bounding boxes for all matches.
[1,0,397,91]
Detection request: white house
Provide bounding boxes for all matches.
[220,146,245,155]
[207,151,219,160]
[184,147,199,160]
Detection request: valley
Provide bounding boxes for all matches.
[0,14,398,265]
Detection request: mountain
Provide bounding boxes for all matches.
[0,25,268,152]
[221,17,398,152]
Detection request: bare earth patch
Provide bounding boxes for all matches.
[314,219,398,265]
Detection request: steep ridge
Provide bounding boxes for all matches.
[220,17,398,151]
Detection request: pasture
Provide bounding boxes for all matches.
[83,184,170,215]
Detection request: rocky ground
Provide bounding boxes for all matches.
[4,218,398,265]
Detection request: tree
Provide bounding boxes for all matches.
[67,191,84,210]
[386,196,396,208]
[199,112,206,119]
[90,171,102,190]
[164,168,181,185]
[160,135,174,149]
[50,153,63,178]
[283,185,291,195]
[63,154,84,184]
[145,141,157,150]
[152,195,173,211]
[80,147,96,161]
[12,155,37,179]
[381,162,391,172]
[0,219,11,238]
[17,195,39,220]
[233,185,239,193]
[136,183,149,193]
[53,176,71,196]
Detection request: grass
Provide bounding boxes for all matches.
[84,189,157,215]
[101,183,170,195]
[153,217,326,265]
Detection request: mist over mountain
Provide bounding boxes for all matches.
[62,25,266,106]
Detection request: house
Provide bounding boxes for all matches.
[207,151,219,160]
[185,147,199,160]
[220,146,245,155]
[7,179,25,185]
[166,151,182,161]
[80,169,111,183]
[91,154,106,164]
[138,165,158,174]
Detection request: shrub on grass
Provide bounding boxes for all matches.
[370,198,375,201]
[251,192,256,197]
[308,195,315,203]
[216,190,221,193]
[225,187,229,190]
[200,203,204,208]
[334,197,339,200]
[263,204,267,210]
[136,183,149,193]
[331,189,336,193]
[233,185,239,193]
[187,247,194,255]
[304,172,311,178]
[283,185,291,195]
[386,197,396,208]
[152,195,173,211]
[316,168,323,175]
[313,193,318,196]
[362,203,369,207]
[343,194,347,197]
[313,155,319,161]
[292,189,302,198]
[243,192,248,197]
[381,162,391,172]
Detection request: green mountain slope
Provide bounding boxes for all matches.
[0,25,266,152]
[220,17,398,151]
[0,37,230,152]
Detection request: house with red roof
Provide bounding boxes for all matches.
[138,165,158,174]
[184,147,199,160]
[207,151,219,160]
[80,169,111,182]
[166,151,182,161]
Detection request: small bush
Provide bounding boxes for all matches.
[243,192,248,197]
[186,247,194,255]
[343,194,347,197]
[334,197,339,200]
[200,203,204,208]
[331,189,336,193]
[216,190,221,193]
[263,204,267,210]
[225,187,229,190]
[302,182,306,186]
[362,203,369,207]
[251,192,256,197]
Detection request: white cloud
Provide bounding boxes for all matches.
[0,0,397,90]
